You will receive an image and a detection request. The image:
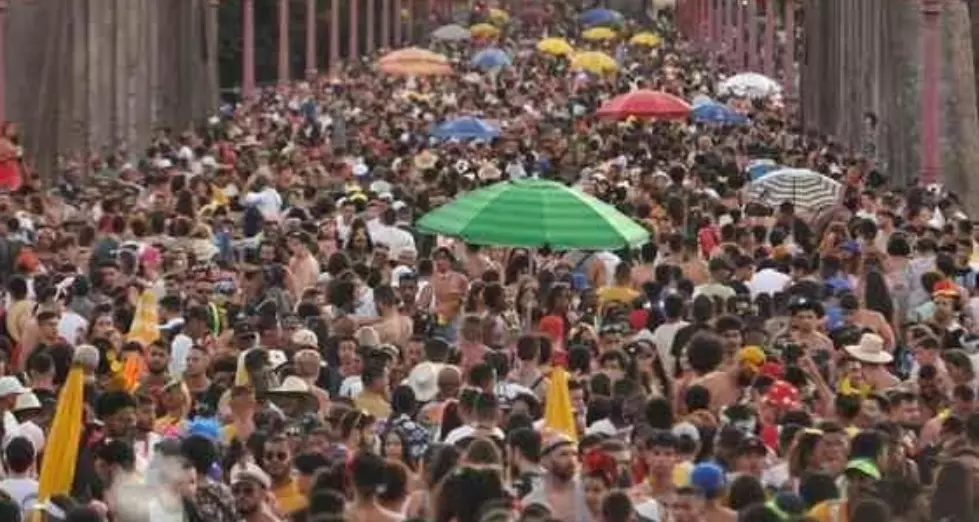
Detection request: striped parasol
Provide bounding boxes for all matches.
[746,168,843,214]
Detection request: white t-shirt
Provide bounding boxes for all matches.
[242,187,283,221]
[0,476,38,515]
[748,268,792,298]
[443,424,505,445]
[58,311,89,346]
[650,320,689,373]
[339,375,363,398]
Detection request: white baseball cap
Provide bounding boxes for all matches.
[0,377,26,398]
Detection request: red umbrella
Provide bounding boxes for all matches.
[595,89,692,120]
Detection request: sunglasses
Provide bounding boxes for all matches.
[232,484,257,496]
[264,451,289,462]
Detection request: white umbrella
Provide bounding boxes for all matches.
[718,72,782,99]
[432,24,471,41]
[746,168,842,214]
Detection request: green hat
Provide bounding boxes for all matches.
[843,458,881,480]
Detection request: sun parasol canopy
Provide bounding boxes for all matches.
[629,32,663,47]
[378,47,453,76]
[469,23,501,39]
[415,179,650,249]
[537,37,574,56]
[488,8,509,24]
[471,48,512,69]
[718,72,782,99]
[582,27,617,41]
[429,117,501,140]
[746,168,843,214]
[691,100,748,125]
[570,51,618,75]
[595,89,691,120]
[580,8,623,27]
[431,23,470,41]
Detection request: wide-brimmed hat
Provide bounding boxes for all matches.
[267,376,318,413]
[405,362,443,403]
[844,333,892,365]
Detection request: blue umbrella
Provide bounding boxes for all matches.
[430,117,501,140]
[691,101,749,125]
[580,8,623,27]
[746,159,780,180]
[471,48,512,69]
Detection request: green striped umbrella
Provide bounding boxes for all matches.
[415,179,650,249]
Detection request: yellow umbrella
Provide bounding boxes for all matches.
[570,51,618,75]
[630,31,663,47]
[488,8,509,24]
[32,365,85,522]
[537,37,575,57]
[582,26,617,41]
[469,23,500,39]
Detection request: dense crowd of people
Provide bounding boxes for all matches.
[0,2,975,522]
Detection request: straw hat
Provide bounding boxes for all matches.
[267,376,318,413]
[405,362,444,402]
[844,333,892,365]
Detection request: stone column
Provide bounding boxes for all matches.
[306,0,317,78]
[783,0,795,98]
[394,0,404,45]
[764,0,775,77]
[724,0,734,65]
[427,0,435,36]
[0,0,10,123]
[382,0,391,48]
[349,0,359,64]
[704,0,714,49]
[208,0,221,109]
[278,0,290,84]
[747,0,758,71]
[243,0,255,98]
[366,0,375,55]
[921,0,942,185]
[734,0,744,69]
[330,0,340,71]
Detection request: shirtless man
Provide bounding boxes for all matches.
[685,332,741,413]
[524,434,589,522]
[430,247,468,342]
[373,284,413,347]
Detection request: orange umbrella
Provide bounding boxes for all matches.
[378,47,449,65]
[379,61,454,76]
[378,47,453,77]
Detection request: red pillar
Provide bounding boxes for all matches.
[0,0,8,123]
[350,0,359,64]
[764,0,775,77]
[243,0,256,98]
[921,0,942,185]
[747,0,758,71]
[330,0,340,71]
[277,0,290,84]
[783,0,795,98]
[382,0,392,49]
[712,0,722,68]
[427,0,436,35]
[306,0,317,78]
[394,0,404,45]
[724,0,735,66]
[366,0,376,55]
[734,0,744,69]
[704,0,714,49]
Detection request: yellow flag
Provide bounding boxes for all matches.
[35,365,85,516]
[234,348,252,387]
[127,290,160,346]
[543,365,577,441]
